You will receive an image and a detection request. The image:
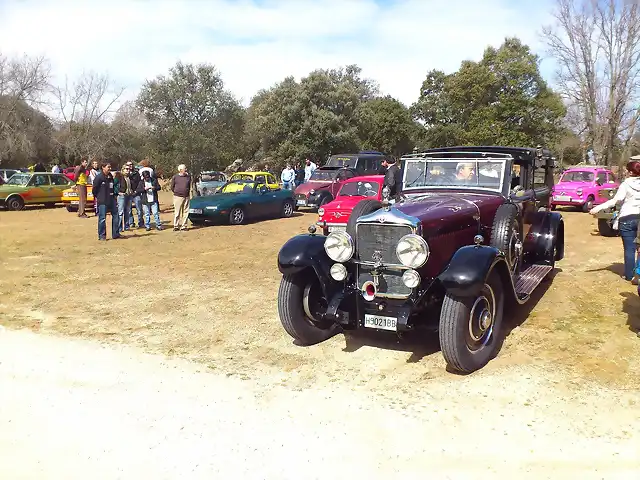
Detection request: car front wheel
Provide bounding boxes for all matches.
[6,196,24,211]
[439,270,505,374]
[582,195,595,212]
[278,271,340,345]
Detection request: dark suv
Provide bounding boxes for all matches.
[325,151,393,175]
[276,145,564,374]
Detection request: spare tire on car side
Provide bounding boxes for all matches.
[489,203,522,275]
[346,199,383,240]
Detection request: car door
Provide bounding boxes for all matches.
[266,174,279,191]
[26,174,52,204]
[49,174,72,202]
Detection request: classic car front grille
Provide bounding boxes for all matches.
[355,223,412,265]
[357,266,411,298]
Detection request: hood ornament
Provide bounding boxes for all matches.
[381,185,391,210]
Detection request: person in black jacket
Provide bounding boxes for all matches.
[92,162,120,240]
[136,169,162,231]
[383,158,402,201]
[125,161,144,228]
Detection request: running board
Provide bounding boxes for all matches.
[514,264,553,296]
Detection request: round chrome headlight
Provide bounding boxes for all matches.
[402,269,421,288]
[324,231,354,263]
[396,234,429,268]
[576,188,583,196]
[318,207,325,216]
[330,263,347,281]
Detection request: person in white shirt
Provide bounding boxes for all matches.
[51,163,60,174]
[281,164,295,190]
[304,158,317,182]
[590,160,640,282]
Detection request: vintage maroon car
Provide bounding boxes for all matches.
[276,146,565,374]
[316,174,385,234]
[293,166,358,211]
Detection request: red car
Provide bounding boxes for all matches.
[316,174,384,234]
[294,166,358,211]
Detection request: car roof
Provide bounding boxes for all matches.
[404,145,553,163]
[343,174,385,183]
[231,171,271,176]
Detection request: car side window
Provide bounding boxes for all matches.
[50,175,69,186]
[267,174,276,185]
[30,174,49,186]
[596,172,607,185]
[255,175,266,184]
[608,172,616,183]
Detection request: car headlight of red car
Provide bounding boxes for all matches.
[318,207,325,216]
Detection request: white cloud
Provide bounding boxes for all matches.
[0,0,557,116]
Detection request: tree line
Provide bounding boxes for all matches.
[1,0,639,175]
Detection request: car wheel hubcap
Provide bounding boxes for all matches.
[467,285,496,350]
[284,203,292,215]
[233,209,243,222]
[303,281,328,324]
[508,227,522,274]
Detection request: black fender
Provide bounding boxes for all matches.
[315,191,333,206]
[277,233,335,295]
[526,211,564,264]
[437,245,510,297]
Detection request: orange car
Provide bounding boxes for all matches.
[61,184,95,212]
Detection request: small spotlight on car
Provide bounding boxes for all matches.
[308,225,317,234]
[318,207,325,216]
[330,263,347,281]
[402,269,421,288]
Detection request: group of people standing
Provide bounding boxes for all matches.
[280,158,317,190]
[90,160,162,240]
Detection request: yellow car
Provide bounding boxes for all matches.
[0,172,74,210]
[224,172,280,192]
[62,184,95,212]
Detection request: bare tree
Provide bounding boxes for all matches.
[541,0,640,165]
[51,71,125,159]
[0,53,52,164]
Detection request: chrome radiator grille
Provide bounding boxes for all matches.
[355,223,412,265]
[357,266,411,297]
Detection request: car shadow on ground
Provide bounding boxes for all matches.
[585,262,624,277]
[620,291,640,335]
[188,213,305,228]
[341,328,441,364]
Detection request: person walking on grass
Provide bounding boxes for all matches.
[136,169,162,231]
[92,162,120,241]
[590,160,640,283]
[74,158,89,218]
[170,164,191,231]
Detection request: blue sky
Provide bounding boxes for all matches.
[0,0,559,114]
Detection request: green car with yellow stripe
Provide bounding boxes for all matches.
[0,172,73,210]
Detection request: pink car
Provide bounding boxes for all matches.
[550,166,619,212]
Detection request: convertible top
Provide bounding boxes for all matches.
[403,145,555,166]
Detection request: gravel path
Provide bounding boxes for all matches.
[1,328,638,479]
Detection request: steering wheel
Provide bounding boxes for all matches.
[364,189,377,197]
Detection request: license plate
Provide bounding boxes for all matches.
[297,200,307,206]
[71,200,79,205]
[364,314,397,331]
[189,208,203,214]
[553,195,571,202]
[328,225,346,232]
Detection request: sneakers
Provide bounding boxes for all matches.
[146,227,151,231]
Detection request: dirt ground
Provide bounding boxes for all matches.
[1,192,640,477]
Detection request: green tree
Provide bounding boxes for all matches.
[412,38,566,149]
[136,61,245,176]
[244,65,378,167]
[355,96,418,157]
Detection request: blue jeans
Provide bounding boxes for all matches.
[117,195,132,232]
[142,202,161,228]
[129,195,144,227]
[97,201,119,240]
[282,181,292,190]
[619,217,639,280]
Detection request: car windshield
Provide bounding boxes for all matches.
[5,174,30,186]
[403,158,506,192]
[338,180,381,197]
[220,180,257,193]
[201,173,225,182]
[230,174,253,181]
[327,156,357,168]
[560,171,594,182]
[309,170,338,181]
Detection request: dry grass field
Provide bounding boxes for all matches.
[1,191,640,396]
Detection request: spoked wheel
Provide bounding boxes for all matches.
[439,271,505,373]
[490,204,522,275]
[229,206,245,225]
[506,225,522,275]
[282,199,294,218]
[278,270,340,345]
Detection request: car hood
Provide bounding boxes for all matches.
[393,192,504,236]
[189,192,246,208]
[318,196,366,221]
[295,181,332,194]
[553,181,591,190]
